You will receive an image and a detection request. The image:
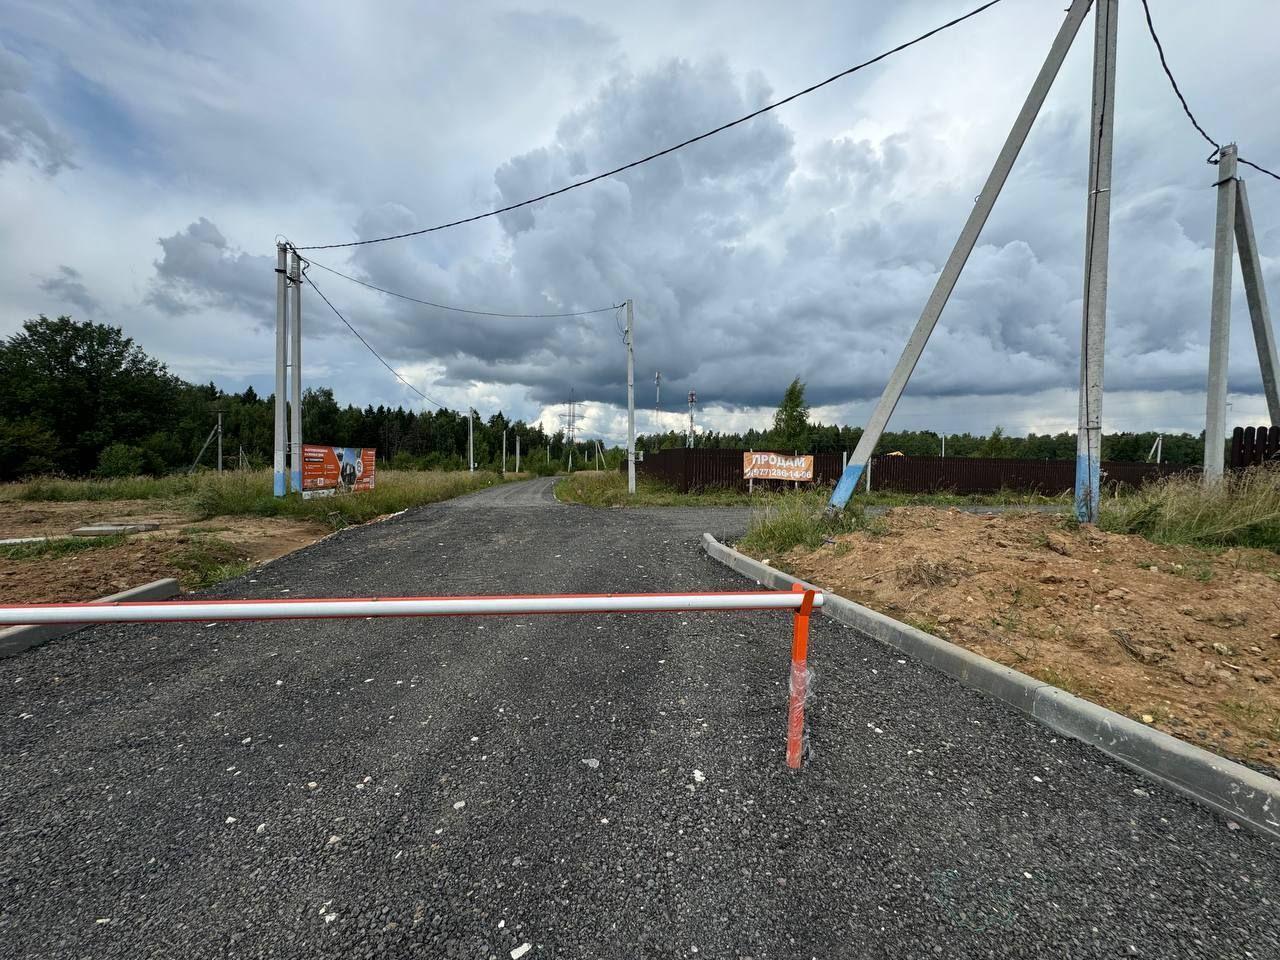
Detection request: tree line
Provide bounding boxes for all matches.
[0,316,608,480]
[638,378,1206,465]
[0,320,1205,481]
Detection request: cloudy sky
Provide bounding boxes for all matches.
[2,0,1278,445]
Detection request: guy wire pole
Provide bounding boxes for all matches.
[1074,0,1118,524]
[1204,145,1239,481]
[273,243,288,497]
[289,249,303,494]
[626,299,636,495]
[1234,175,1280,425]
[826,0,1092,513]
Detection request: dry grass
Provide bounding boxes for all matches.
[1101,465,1280,551]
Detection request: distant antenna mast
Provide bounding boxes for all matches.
[560,390,581,469]
[654,371,662,427]
[687,389,697,448]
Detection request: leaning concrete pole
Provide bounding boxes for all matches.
[1204,145,1239,481]
[1234,177,1280,425]
[1074,0,1119,524]
[626,299,636,495]
[289,250,303,494]
[274,243,289,497]
[828,0,1092,511]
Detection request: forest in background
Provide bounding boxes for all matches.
[0,318,1206,481]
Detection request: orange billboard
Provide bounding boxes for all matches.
[301,445,376,499]
[743,451,814,482]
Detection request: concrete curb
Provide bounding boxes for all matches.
[702,533,1280,842]
[0,578,180,659]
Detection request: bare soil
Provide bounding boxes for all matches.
[0,500,327,603]
[776,506,1280,774]
[0,498,191,538]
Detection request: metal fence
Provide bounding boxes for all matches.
[1230,425,1280,468]
[635,448,1192,494]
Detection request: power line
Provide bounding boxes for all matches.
[302,255,623,318]
[302,271,446,408]
[1139,0,1280,182]
[293,0,1008,251]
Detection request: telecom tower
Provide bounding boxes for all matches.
[560,393,581,468]
[686,389,697,448]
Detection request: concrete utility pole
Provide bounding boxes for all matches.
[827,0,1092,512]
[1235,178,1280,425]
[1204,146,1239,481]
[516,434,520,473]
[502,429,507,475]
[217,411,223,475]
[1074,0,1118,524]
[626,299,636,495]
[289,249,303,495]
[468,409,474,471]
[274,243,288,497]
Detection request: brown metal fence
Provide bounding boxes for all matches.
[634,448,1193,494]
[1230,426,1280,468]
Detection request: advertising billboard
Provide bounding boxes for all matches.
[301,445,377,499]
[743,451,814,482]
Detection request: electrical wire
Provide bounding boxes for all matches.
[293,0,1008,251]
[302,271,446,408]
[302,255,623,318]
[1139,0,1280,182]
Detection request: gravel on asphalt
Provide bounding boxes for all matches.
[2,478,1277,959]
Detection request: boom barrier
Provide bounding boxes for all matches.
[0,588,823,768]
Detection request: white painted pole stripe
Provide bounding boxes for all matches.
[0,591,823,626]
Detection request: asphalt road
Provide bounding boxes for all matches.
[2,478,1277,959]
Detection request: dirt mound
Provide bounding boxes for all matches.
[780,507,1280,774]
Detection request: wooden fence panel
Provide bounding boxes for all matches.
[1229,426,1280,468]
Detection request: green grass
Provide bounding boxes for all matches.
[0,534,129,561]
[1100,465,1280,551]
[555,471,751,507]
[188,469,506,527]
[169,535,253,589]
[6,474,200,502]
[556,471,1067,510]
[2,469,510,530]
[737,489,871,556]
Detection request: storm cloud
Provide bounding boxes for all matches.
[2,1,1278,438]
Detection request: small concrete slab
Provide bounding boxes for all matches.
[70,523,160,537]
[0,536,51,546]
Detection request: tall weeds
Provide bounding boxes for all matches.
[738,489,867,556]
[1100,465,1280,550]
[5,469,504,529]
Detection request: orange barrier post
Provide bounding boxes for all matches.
[786,583,817,769]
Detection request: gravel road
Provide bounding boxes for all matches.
[2,478,1276,959]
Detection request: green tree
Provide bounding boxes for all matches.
[0,315,183,474]
[96,443,146,477]
[771,377,810,451]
